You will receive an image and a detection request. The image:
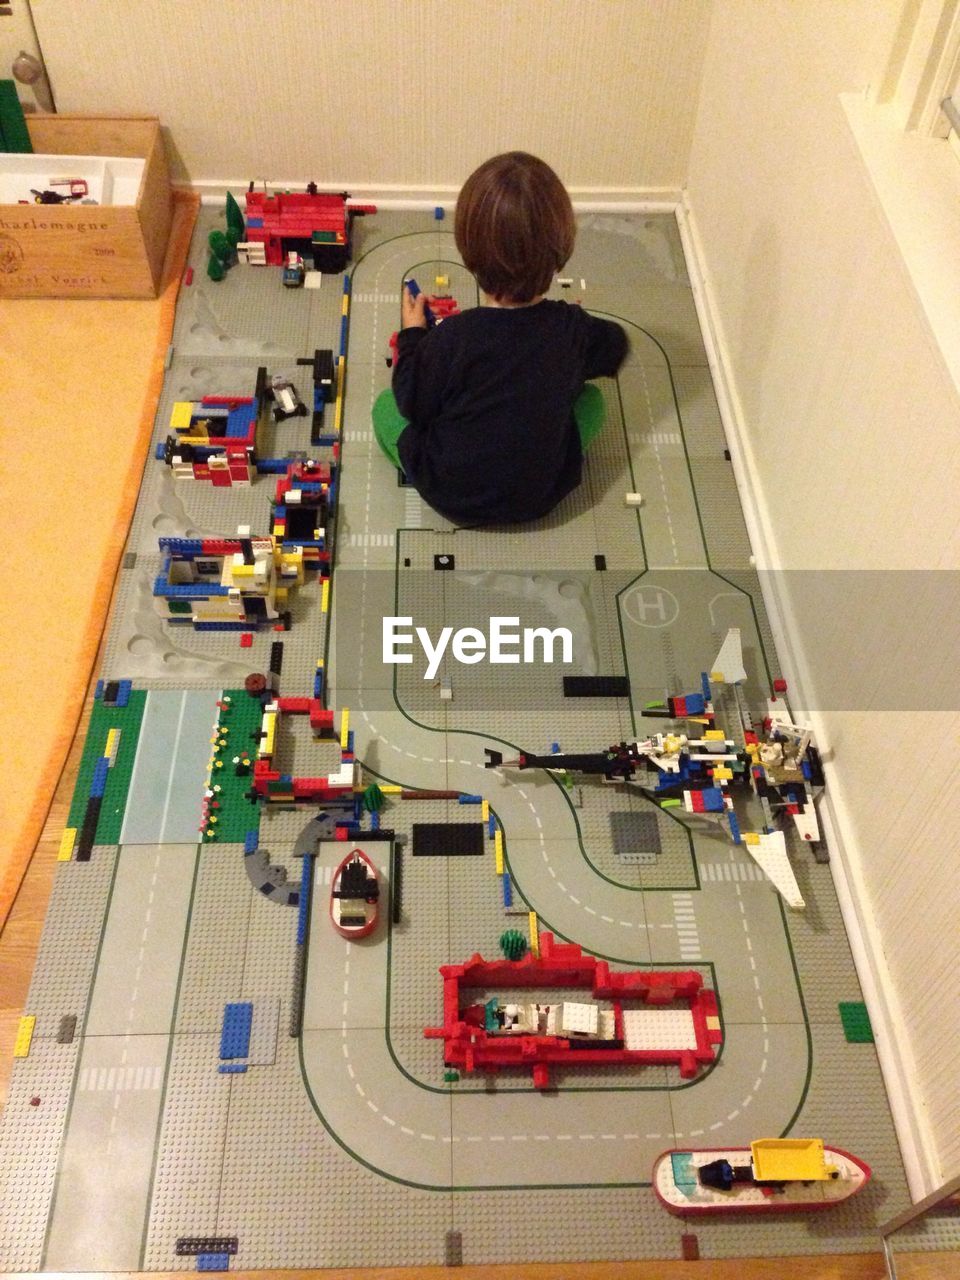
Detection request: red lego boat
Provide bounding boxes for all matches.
[330,849,380,939]
[424,932,721,1089]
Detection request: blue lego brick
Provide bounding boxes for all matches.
[727,811,742,844]
[684,693,707,716]
[370,810,381,830]
[458,794,482,804]
[701,672,712,701]
[255,457,292,474]
[802,760,812,780]
[353,796,363,820]
[89,757,110,799]
[225,403,257,438]
[405,277,436,326]
[155,442,166,460]
[197,1253,230,1271]
[699,786,726,813]
[313,669,324,697]
[244,830,259,855]
[339,315,348,356]
[488,813,496,838]
[502,873,513,907]
[217,1063,247,1074]
[194,621,251,632]
[94,680,104,700]
[219,1002,253,1059]
[311,434,340,447]
[154,578,230,599]
[550,742,561,753]
[280,774,293,784]
[434,206,445,220]
[159,537,205,556]
[296,856,312,945]
[347,730,354,753]
[116,679,132,708]
[246,216,263,227]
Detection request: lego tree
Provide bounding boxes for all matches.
[208,229,233,265]
[225,190,245,240]
[206,253,226,282]
[499,929,527,962]
[362,783,385,813]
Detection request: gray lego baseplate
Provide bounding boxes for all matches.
[0,202,918,1272]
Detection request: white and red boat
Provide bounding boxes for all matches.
[329,848,380,939]
[653,1139,871,1215]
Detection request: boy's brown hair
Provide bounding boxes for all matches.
[454,152,576,304]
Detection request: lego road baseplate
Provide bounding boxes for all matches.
[0,206,916,1273]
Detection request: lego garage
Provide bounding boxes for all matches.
[1,3,958,1279]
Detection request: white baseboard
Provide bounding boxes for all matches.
[181,178,683,212]
[676,193,938,1201]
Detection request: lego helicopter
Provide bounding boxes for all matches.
[484,629,825,909]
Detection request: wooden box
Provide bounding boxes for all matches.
[0,115,172,299]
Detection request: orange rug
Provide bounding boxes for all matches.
[0,189,198,929]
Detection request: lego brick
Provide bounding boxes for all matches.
[176,1236,239,1256]
[219,1002,253,1060]
[839,1001,875,1043]
[57,1014,77,1045]
[411,823,484,857]
[562,675,631,697]
[13,1015,36,1057]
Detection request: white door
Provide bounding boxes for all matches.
[0,1,55,112]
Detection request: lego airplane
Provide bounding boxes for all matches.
[485,630,823,910]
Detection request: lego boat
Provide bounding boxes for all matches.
[653,1139,871,1215]
[330,849,380,939]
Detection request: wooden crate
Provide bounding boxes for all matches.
[0,115,172,299]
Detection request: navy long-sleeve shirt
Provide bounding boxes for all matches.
[392,301,628,525]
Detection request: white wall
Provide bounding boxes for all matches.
[686,0,960,1191]
[30,0,709,195]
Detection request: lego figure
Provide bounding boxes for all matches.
[372,152,628,524]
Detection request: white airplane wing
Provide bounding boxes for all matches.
[744,829,805,909]
[790,804,821,844]
[710,628,747,685]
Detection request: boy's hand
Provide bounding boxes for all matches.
[401,284,428,329]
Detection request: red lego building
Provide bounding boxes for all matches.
[244,187,376,273]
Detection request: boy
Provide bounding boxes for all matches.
[373,151,628,525]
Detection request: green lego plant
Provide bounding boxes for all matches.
[362,783,385,813]
[225,190,245,239]
[499,929,527,962]
[206,252,226,282]
[208,228,233,265]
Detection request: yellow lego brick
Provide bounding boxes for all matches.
[230,562,254,578]
[481,799,489,824]
[260,710,276,758]
[435,274,448,288]
[494,829,504,875]
[320,579,330,613]
[341,293,350,317]
[743,831,760,845]
[380,784,402,795]
[13,1015,36,1058]
[704,729,726,741]
[340,707,350,750]
[712,766,733,781]
[709,669,725,683]
[104,727,121,765]
[58,828,77,861]
[170,401,193,430]
[528,912,540,958]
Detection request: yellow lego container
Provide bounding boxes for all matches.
[751,1138,837,1182]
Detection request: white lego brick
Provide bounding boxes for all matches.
[622,1008,697,1051]
[625,493,644,506]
